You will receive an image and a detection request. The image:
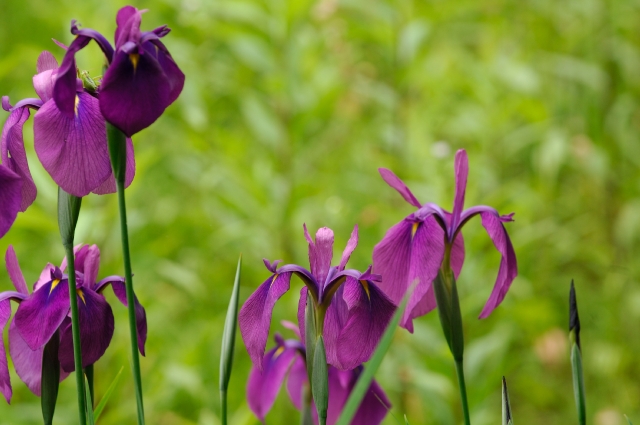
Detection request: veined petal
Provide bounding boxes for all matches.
[34,94,112,197]
[75,244,100,288]
[59,289,114,372]
[109,281,147,355]
[0,300,11,402]
[91,136,136,194]
[0,166,22,238]
[5,246,28,295]
[451,231,465,279]
[285,355,307,410]
[338,225,358,271]
[372,219,413,304]
[1,107,36,211]
[323,285,349,367]
[478,211,518,319]
[403,217,446,332]
[53,35,92,117]
[36,51,58,74]
[239,272,292,369]
[304,225,334,287]
[378,168,421,208]
[326,367,391,425]
[333,278,396,370]
[100,49,170,136]
[451,149,469,236]
[115,6,142,49]
[247,343,298,421]
[14,278,70,351]
[33,65,58,104]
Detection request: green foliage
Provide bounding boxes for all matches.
[1,0,639,423]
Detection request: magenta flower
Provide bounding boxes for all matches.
[1,50,135,200]
[0,165,22,239]
[247,325,390,425]
[0,244,146,403]
[239,225,396,371]
[373,149,517,331]
[54,6,185,137]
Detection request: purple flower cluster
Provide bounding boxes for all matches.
[0,244,146,403]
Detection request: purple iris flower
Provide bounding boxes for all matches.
[239,225,396,371]
[0,244,147,403]
[373,149,517,331]
[247,323,390,425]
[53,6,185,137]
[1,50,135,200]
[0,165,22,239]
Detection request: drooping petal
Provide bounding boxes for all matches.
[337,225,358,271]
[1,106,36,211]
[59,289,115,372]
[239,272,292,369]
[403,217,446,332]
[372,219,414,305]
[477,211,518,319]
[285,356,307,410]
[5,246,28,295]
[99,49,170,137]
[378,168,421,208]
[450,149,469,236]
[34,94,112,197]
[0,300,12,403]
[52,35,93,117]
[145,40,185,105]
[91,136,136,194]
[14,278,70,351]
[109,281,147,355]
[9,320,42,396]
[304,225,334,287]
[326,368,391,425]
[247,343,297,421]
[332,278,396,370]
[0,166,22,238]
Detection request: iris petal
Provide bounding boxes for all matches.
[0,300,12,402]
[0,166,22,238]
[1,107,36,211]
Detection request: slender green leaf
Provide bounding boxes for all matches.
[404,414,410,424]
[304,291,317,382]
[334,294,408,425]
[85,364,94,406]
[57,188,82,248]
[311,336,328,425]
[93,367,124,422]
[41,330,60,425]
[84,374,95,425]
[571,344,586,425]
[502,376,513,425]
[624,415,634,425]
[220,255,242,425]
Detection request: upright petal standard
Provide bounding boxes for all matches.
[373,149,517,331]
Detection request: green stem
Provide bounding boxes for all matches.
[85,364,94,406]
[64,243,87,425]
[220,390,227,425]
[455,358,471,425]
[108,124,145,425]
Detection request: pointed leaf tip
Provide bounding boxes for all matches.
[569,280,581,350]
[502,376,513,425]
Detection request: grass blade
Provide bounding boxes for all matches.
[93,367,124,422]
[220,255,242,425]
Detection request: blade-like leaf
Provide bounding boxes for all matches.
[624,415,634,425]
[502,376,513,425]
[84,374,95,425]
[334,293,407,425]
[404,414,410,424]
[93,367,124,422]
[220,255,242,425]
[571,344,586,425]
[311,336,328,425]
[41,330,60,425]
[304,291,317,382]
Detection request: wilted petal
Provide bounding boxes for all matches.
[286,356,307,410]
[0,166,22,238]
[478,211,518,319]
[1,107,36,211]
[247,343,297,421]
[451,149,469,235]
[109,280,147,355]
[372,219,413,305]
[14,279,70,351]
[337,225,358,271]
[304,225,334,286]
[91,136,136,194]
[239,272,292,369]
[0,300,11,402]
[59,289,114,372]
[5,246,28,295]
[333,278,396,370]
[34,94,111,197]
[378,168,421,208]
[100,49,170,136]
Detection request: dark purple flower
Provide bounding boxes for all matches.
[239,225,396,372]
[1,50,135,200]
[0,244,147,402]
[0,165,22,239]
[247,326,390,425]
[54,6,185,137]
[373,149,517,331]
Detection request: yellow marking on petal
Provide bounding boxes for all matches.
[77,289,86,305]
[50,279,61,294]
[269,274,278,287]
[129,53,140,71]
[74,95,80,116]
[273,346,285,359]
[411,222,420,238]
[360,280,371,300]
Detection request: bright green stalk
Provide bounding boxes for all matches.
[220,256,242,425]
[107,123,145,425]
[58,188,86,425]
[41,329,61,425]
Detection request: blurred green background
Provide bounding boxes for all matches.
[1,0,639,423]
